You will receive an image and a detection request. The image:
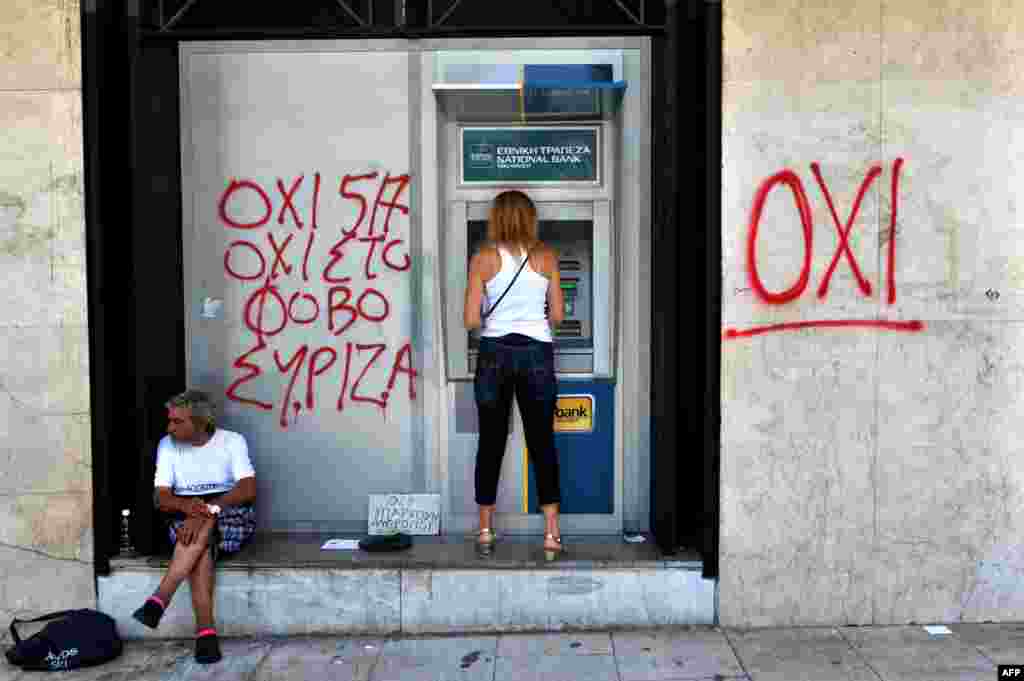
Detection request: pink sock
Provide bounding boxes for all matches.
[147,595,166,610]
[196,628,217,638]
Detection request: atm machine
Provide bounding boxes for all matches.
[433,49,649,536]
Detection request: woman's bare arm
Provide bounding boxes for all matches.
[464,249,490,330]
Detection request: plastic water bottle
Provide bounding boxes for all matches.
[119,508,136,556]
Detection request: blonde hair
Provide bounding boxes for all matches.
[486,190,538,253]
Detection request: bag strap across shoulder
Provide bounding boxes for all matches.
[9,610,79,645]
[482,246,534,320]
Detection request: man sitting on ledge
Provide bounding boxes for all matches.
[131,389,257,665]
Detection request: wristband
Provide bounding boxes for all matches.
[207,504,221,515]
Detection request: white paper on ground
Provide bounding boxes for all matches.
[321,539,360,550]
[924,625,952,635]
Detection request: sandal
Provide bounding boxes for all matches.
[476,528,497,555]
[543,533,563,561]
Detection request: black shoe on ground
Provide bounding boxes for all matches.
[194,632,222,664]
[131,598,165,629]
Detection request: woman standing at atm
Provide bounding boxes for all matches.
[464,190,566,559]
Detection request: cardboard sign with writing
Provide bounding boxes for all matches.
[368,494,441,535]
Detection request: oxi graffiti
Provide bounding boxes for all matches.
[723,158,925,340]
[220,171,417,428]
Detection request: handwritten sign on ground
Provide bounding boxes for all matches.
[368,494,441,535]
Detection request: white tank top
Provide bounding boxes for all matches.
[480,246,552,342]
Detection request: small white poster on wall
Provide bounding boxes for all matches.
[368,494,441,536]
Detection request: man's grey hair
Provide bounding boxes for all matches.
[165,389,217,433]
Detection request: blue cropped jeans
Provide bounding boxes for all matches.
[474,333,561,507]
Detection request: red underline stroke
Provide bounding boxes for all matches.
[723,319,925,339]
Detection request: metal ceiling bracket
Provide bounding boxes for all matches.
[334,0,367,26]
[433,0,464,27]
[161,0,199,31]
[613,0,641,24]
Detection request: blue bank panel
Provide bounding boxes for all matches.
[526,380,614,514]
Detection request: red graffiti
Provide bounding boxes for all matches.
[225,337,272,411]
[810,162,879,299]
[306,347,337,410]
[724,319,924,339]
[383,239,411,272]
[726,159,924,340]
[243,278,288,340]
[339,172,379,233]
[224,240,266,281]
[301,231,316,282]
[325,285,391,336]
[369,173,411,236]
[356,288,390,322]
[276,175,305,228]
[311,172,321,230]
[267,232,295,279]
[273,345,309,428]
[287,291,320,325]
[336,342,353,412]
[360,234,385,280]
[328,285,359,337]
[221,169,417,427]
[322,230,358,284]
[887,158,904,305]
[225,280,277,410]
[219,179,272,230]
[386,342,417,401]
[746,170,813,304]
[351,343,388,409]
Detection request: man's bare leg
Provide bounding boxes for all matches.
[189,543,216,631]
[188,539,223,664]
[133,516,216,630]
[154,516,216,605]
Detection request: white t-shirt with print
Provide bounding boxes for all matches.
[153,429,255,496]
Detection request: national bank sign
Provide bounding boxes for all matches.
[462,126,599,184]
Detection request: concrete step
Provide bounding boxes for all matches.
[98,534,715,638]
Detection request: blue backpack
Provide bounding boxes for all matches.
[5,609,123,671]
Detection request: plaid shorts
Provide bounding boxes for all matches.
[168,503,256,557]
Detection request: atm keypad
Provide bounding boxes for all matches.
[557,275,583,337]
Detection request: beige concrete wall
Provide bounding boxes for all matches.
[0,0,94,640]
[721,0,1024,625]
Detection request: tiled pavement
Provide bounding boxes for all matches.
[3,623,1022,680]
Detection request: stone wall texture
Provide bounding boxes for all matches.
[721,0,1024,625]
[0,0,94,642]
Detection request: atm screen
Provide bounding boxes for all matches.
[467,219,594,350]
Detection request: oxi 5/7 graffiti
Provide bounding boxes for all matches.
[723,158,925,340]
[218,171,417,428]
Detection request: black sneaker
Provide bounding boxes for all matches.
[194,632,222,665]
[131,598,165,629]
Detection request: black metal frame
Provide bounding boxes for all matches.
[147,0,654,31]
[648,4,680,562]
[133,0,667,40]
[81,0,720,578]
[82,0,115,583]
[703,0,722,582]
